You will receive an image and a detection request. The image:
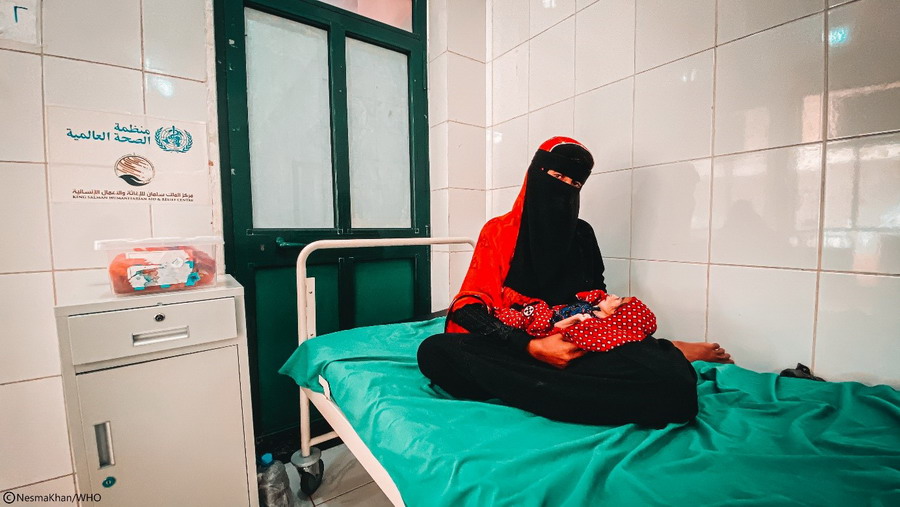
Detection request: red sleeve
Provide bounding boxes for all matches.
[524,302,555,338]
[493,301,556,338]
[561,318,645,352]
[494,307,527,330]
[575,289,607,305]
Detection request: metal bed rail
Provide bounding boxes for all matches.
[291,237,475,496]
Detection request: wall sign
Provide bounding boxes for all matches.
[47,106,210,205]
[0,0,39,45]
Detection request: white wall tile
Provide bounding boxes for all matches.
[630,260,707,340]
[0,163,51,272]
[492,44,529,124]
[0,377,72,491]
[43,0,141,68]
[485,61,493,129]
[449,250,474,294]
[528,99,575,152]
[633,51,714,167]
[431,250,450,310]
[490,186,520,217]
[575,0,634,93]
[580,169,631,258]
[710,144,822,268]
[448,0,486,62]
[708,265,817,374]
[43,57,144,115]
[428,0,448,61]
[143,0,207,80]
[491,116,530,188]
[635,0,715,72]
[447,54,486,127]
[828,0,900,139]
[50,202,152,270]
[145,74,208,123]
[151,205,214,237]
[431,188,449,242]
[823,133,900,274]
[52,268,110,307]
[429,122,449,190]
[577,0,599,9]
[815,273,900,387]
[717,0,823,44]
[4,476,77,504]
[529,18,575,111]
[492,0,530,58]
[0,273,59,384]
[447,122,486,189]
[530,0,576,36]
[574,78,633,172]
[447,189,486,244]
[715,15,824,156]
[428,55,448,126]
[601,257,630,295]
[632,159,711,262]
[0,50,44,162]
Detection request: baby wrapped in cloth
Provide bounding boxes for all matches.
[494,290,657,352]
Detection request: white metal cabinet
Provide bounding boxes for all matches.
[76,347,248,506]
[55,276,258,506]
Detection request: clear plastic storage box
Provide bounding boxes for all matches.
[94,236,223,295]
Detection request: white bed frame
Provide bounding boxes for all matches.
[290,237,476,506]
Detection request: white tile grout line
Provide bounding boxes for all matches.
[0,473,74,492]
[811,7,831,372]
[705,0,720,343]
[140,0,154,236]
[0,374,62,388]
[37,9,59,308]
[1,50,208,84]
[628,0,636,297]
[313,479,377,505]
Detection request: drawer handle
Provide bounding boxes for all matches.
[94,421,115,468]
[132,326,190,346]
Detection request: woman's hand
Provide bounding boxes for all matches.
[527,333,587,369]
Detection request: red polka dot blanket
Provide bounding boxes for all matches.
[494,290,658,352]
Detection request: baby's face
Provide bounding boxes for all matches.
[596,294,625,316]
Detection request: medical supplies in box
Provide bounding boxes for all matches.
[95,236,222,295]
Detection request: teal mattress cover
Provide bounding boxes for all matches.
[280,318,900,506]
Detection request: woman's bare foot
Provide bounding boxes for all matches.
[673,341,734,363]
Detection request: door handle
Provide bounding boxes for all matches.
[275,237,307,249]
[94,421,115,468]
[132,326,190,346]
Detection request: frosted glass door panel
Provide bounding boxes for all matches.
[346,39,411,229]
[245,9,334,229]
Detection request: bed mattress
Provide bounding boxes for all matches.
[280,318,900,506]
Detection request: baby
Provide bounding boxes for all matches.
[494,290,657,352]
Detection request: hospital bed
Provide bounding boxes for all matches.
[282,238,900,507]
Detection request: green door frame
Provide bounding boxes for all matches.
[213,0,430,440]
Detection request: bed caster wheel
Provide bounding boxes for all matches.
[291,448,325,496]
[299,459,324,496]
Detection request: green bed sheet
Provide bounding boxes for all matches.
[280,318,900,506]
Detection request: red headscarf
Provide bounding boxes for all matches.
[446,137,590,333]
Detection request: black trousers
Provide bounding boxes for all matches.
[417,333,698,428]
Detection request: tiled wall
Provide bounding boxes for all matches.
[0,0,220,493]
[427,0,489,310]
[483,0,899,386]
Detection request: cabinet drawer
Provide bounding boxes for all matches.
[68,297,237,365]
